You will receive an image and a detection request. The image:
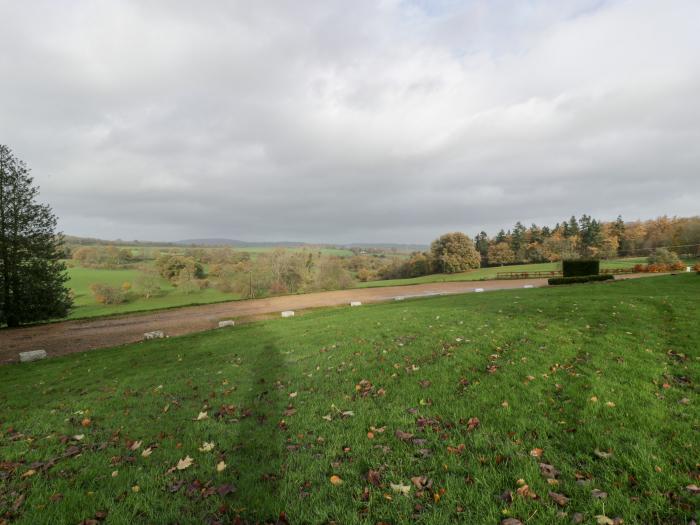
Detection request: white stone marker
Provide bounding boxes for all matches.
[474,288,485,293]
[350,301,362,307]
[143,330,165,340]
[19,350,47,363]
[523,284,534,289]
[281,310,295,318]
[394,296,405,301]
[687,266,692,272]
[218,320,235,328]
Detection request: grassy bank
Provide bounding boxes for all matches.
[1,274,697,524]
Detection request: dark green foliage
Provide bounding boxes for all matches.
[548,274,613,285]
[0,145,72,326]
[562,259,600,277]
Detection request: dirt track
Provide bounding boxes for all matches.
[0,274,657,364]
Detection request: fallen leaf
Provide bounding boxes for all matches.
[330,475,343,486]
[516,484,537,499]
[131,485,140,493]
[198,442,215,452]
[501,519,523,525]
[367,469,382,486]
[530,448,544,458]
[390,483,411,495]
[548,491,569,507]
[81,418,92,428]
[21,469,37,478]
[594,448,613,459]
[130,441,142,451]
[73,434,85,441]
[111,470,119,477]
[539,463,560,479]
[176,456,193,470]
[216,461,227,472]
[196,411,208,421]
[596,516,614,525]
[141,448,153,458]
[591,488,608,499]
[466,417,480,431]
[605,402,616,408]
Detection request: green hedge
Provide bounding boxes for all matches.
[548,274,614,285]
[562,259,600,277]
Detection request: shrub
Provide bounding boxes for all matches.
[548,274,614,285]
[89,283,127,304]
[562,259,600,277]
[647,248,680,265]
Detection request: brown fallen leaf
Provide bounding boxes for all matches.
[395,430,414,441]
[129,441,142,451]
[539,463,560,479]
[530,448,543,458]
[141,447,153,458]
[686,484,700,494]
[516,484,537,499]
[548,491,569,507]
[367,469,382,486]
[21,469,37,478]
[501,519,523,525]
[596,516,614,525]
[81,418,92,428]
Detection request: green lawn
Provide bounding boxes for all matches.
[1,274,697,524]
[66,265,240,319]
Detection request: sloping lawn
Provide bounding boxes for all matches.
[0,275,698,524]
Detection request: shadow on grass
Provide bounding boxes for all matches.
[224,337,289,523]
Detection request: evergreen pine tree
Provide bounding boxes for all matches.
[0,145,72,327]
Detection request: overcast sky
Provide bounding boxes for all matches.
[1,0,698,244]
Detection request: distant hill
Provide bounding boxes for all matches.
[176,239,428,252]
[65,235,427,253]
[175,238,308,248]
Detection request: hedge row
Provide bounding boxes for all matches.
[562,259,600,277]
[633,262,686,273]
[548,274,614,286]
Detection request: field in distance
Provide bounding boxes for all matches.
[65,256,666,320]
[1,274,697,524]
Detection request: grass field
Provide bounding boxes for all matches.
[1,274,697,524]
[356,258,655,288]
[65,258,672,320]
[66,266,240,319]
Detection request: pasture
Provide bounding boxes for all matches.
[66,265,240,319]
[1,274,697,524]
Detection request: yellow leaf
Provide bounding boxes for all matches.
[130,440,142,451]
[132,485,140,493]
[390,483,411,495]
[216,461,227,472]
[329,475,343,485]
[176,456,194,470]
[198,442,215,452]
[196,411,208,421]
[141,447,153,458]
[21,469,37,478]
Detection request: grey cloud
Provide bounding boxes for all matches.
[0,0,698,243]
